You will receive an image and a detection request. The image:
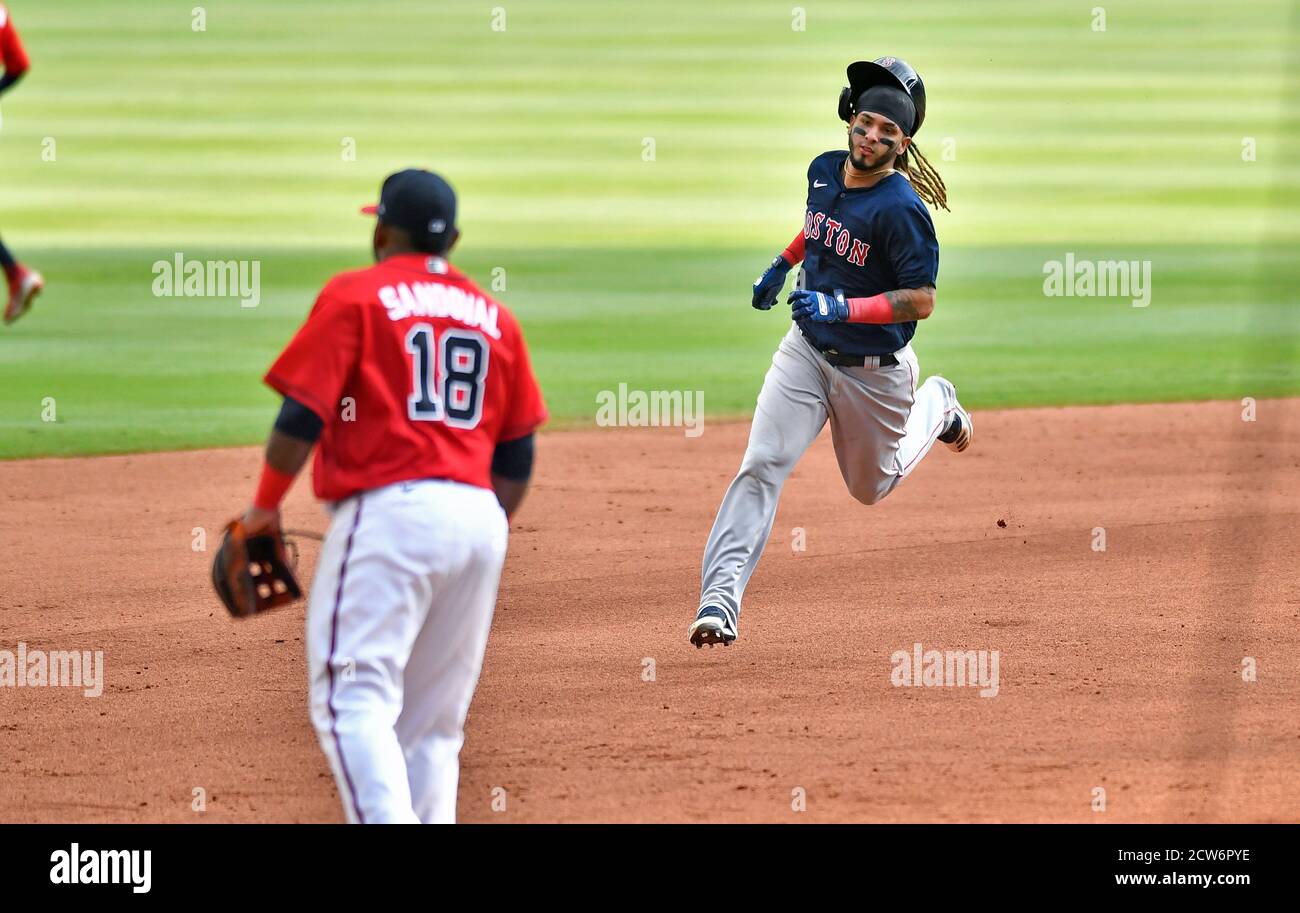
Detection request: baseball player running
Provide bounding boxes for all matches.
[689,56,969,648]
[241,169,547,822]
[0,2,42,325]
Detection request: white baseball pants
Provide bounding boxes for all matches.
[307,479,508,824]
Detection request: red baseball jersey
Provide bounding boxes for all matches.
[265,253,547,502]
[0,4,30,77]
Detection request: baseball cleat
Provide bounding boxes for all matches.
[689,605,737,648]
[935,378,973,453]
[4,267,44,326]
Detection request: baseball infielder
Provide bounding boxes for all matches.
[689,57,970,648]
[0,2,43,325]
[242,169,547,822]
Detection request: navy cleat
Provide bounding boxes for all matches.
[688,605,737,648]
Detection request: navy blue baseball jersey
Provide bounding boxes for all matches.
[797,150,939,356]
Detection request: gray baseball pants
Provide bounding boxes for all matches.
[699,324,956,627]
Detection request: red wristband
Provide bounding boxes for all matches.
[252,462,295,511]
[846,293,893,324]
[781,231,806,266]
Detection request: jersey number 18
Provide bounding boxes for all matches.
[404,324,490,430]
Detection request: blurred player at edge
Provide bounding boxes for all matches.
[241,169,547,823]
[0,2,42,325]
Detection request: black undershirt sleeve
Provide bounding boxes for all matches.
[492,433,534,482]
[276,395,532,476]
[273,395,324,443]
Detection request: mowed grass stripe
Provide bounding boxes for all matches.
[0,0,1295,457]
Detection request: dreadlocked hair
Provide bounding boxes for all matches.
[897,143,949,212]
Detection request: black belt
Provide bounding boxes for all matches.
[820,349,898,368]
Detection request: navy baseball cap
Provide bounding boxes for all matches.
[361,169,457,252]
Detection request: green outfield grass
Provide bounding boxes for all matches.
[0,0,1296,458]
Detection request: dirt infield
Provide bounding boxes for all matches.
[1,399,1298,823]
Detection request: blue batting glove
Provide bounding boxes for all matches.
[789,288,848,323]
[752,256,792,310]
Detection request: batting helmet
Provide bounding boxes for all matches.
[838,56,927,136]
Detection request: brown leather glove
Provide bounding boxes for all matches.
[211,516,303,618]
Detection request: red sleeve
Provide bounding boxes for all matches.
[780,230,805,266]
[499,326,547,442]
[844,293,894,324]
[1,8,31,76]
[263,281,361,422]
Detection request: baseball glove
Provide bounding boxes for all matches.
[211,516,303,618]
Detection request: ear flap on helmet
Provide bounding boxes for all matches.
[837,85,853,123]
